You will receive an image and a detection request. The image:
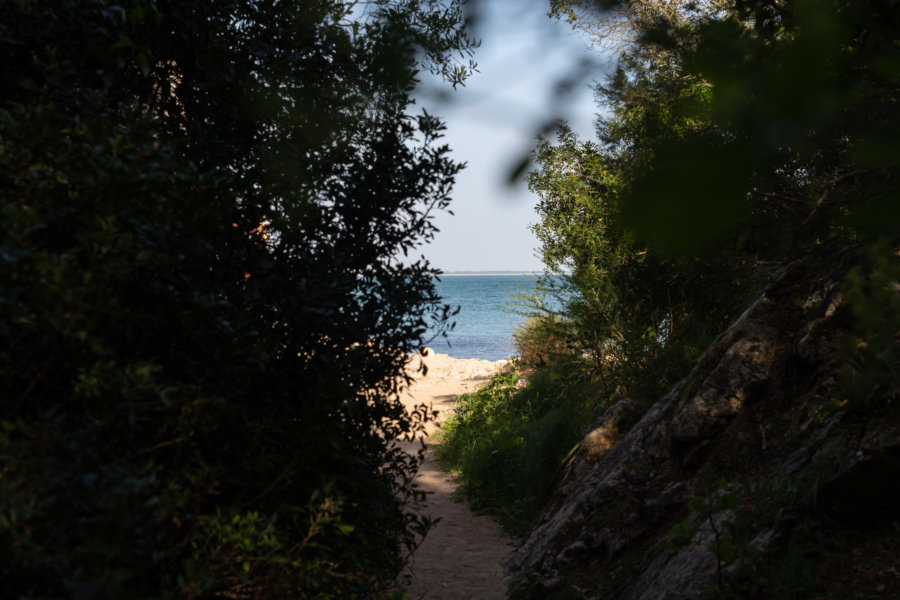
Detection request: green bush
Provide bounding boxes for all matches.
[0,1,474,597]
[513,315,571,367]
[836,242,900,410]
[436,360,602,535]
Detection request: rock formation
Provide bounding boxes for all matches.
[506,247,900,599]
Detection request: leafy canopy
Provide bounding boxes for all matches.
[529,0,900,393]
[1,1,475,597]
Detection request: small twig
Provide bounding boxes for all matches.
[802,170,867,225]
[241,457,299,509]
[761,191,813,205]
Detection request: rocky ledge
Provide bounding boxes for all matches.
[506,247,900,599]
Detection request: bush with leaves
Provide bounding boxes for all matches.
[528,0,900,409]
[0,1,475,597]
[436,359,603,535]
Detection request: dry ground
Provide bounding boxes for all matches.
[398,350,514,600]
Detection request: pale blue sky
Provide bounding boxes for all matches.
[415,1,609,272]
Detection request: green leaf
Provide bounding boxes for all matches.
[136,52,150,76]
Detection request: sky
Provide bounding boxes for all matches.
[414,0,611,273]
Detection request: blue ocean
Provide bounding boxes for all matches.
[426,274,540,361]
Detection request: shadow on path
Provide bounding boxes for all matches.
[398,358,514,599]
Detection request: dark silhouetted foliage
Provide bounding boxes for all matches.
[0,1,474,597]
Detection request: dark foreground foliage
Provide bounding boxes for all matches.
[0,1,474,597]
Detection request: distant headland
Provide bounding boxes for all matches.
[438,271,540,276]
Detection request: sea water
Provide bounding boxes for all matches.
[426,274,541,361]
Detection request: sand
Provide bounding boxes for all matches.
[398,349,515,600]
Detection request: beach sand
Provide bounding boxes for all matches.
[398,349,514,600]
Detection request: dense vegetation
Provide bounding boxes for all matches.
[438,0,900,560]
[0,1,475,597]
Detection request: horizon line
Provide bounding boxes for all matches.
[437,270,540,276]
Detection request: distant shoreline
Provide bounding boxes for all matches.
[438,271,540,277]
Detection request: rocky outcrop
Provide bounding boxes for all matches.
[505,248,900,599]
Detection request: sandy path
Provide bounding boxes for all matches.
[398,351,515,600]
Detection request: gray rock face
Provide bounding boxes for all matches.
[504,248,900,599]
[674,325,780,444]
[554,399,634,502]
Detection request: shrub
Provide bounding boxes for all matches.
[514,315,572,368]
[0,1,474,597]
[436,360,602,535]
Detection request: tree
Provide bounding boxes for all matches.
[0,1,475,597]
[549,0,734,57]
[527,0,900,404]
